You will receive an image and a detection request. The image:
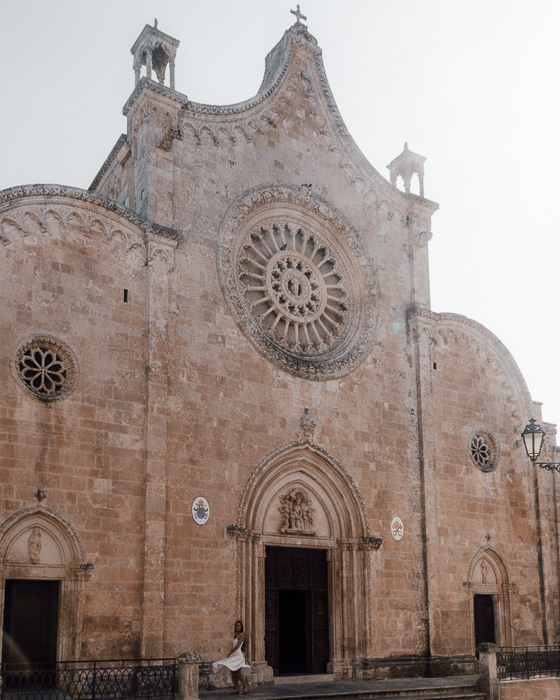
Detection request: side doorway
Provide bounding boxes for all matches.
[2,579,60,683]
[473,594,496,649]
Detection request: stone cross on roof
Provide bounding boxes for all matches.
[291,5,307,24]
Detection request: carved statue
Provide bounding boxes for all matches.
[278,488,315,535]
[300,407,316,443]
[28,526,42,564]
[481,559,488,584]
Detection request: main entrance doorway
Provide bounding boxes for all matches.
[265,547,329,675]
[474,594,496,649]
[2,580,59,673]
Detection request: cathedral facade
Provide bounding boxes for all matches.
[1,18,558,685]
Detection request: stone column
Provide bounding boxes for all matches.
[408,308,439,665]
[140,235,178,658]
[177,652,201,700]
[169,57,176,90]
[145,48,153,81]
[477,643,500,700]
[359,536,382,663]
[225,526,272,685]
[134,64,141,85]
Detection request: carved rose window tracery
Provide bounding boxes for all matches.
[239,225,349,354]
[14,335,79,401]
[218,185,377,380]
[469,428,499,472]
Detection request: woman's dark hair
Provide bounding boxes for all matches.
[234,620,245,650]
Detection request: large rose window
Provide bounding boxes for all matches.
[218,185,377,379]
[239,225,348,354]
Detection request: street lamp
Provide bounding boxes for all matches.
[521,418,560,473]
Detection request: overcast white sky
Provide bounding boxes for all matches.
[1,0,558,434]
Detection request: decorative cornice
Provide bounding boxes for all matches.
[123,77,189,116]
[123,23,319,121]
[89,133,128,192]
[120,25,439,217]
[0,184,182,242]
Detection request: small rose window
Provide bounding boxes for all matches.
[469,429,499,472]
[14,335,79,401]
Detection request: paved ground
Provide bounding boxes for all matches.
[199,674,480,699]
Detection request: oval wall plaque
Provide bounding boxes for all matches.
[391,516,404,541]
[192,497,210,525]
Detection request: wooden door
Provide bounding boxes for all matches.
[474,594,496,649]
[265,547,329,675]
[2,580,59,671]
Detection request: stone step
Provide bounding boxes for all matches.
[259,689,483,699]
[200,690,486,700]
[381,696,485,700]
[199,674,485,700]
[274,674,336,685]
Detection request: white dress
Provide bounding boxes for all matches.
[212,637,251,677]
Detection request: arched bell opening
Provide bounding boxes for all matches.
[228,442,381,682]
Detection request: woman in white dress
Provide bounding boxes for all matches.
[212,620,251,694]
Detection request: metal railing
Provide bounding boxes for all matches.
[497,645,560,680]
[0,658,177,700]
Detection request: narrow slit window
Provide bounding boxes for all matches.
[123,289,129,303]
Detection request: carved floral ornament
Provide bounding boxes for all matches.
[469,427,500,472]
[217,184,377,379]
[13,334,79,401]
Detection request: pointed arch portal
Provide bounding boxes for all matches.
[0,505,91,669]
[228,442,382,681]
[465,545,514,651]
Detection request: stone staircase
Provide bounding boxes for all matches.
[199,674,486,700]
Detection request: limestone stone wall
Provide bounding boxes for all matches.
[1,18,558,680]
[0,193,151,658]
[501,678,560,699]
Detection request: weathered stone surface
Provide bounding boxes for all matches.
[0,17,558,683]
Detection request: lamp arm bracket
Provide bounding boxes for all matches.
[536,462,560,473]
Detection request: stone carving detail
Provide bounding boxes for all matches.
[218,184,377,380]
[14,334,79,401]
[0,185,182,243]
[469,428,499,472]
[239,225,348,353]
[278,488,316,535]
[300,408,316,443]
[414,230,433,247]
[236,440,371,538]
[28,526,42,564]
[481,559,488,583]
